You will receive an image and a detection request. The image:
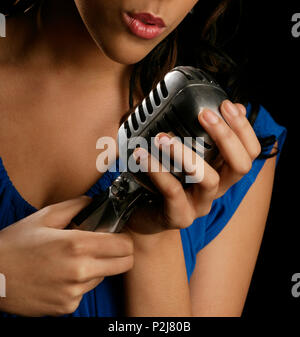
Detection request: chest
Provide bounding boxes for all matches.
[0,74,126,210]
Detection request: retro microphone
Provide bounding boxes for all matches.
[67,66,228,233]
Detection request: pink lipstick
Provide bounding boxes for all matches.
[123,12,166,40]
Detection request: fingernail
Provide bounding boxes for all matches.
[133,147,148,161]
[198,107,204,116]
[155,133,171,147]
[224,100,239,116]
[202,109,219,125]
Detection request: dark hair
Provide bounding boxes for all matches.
[0,0,39,16]
[2,0,277,159]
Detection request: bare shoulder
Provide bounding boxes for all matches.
[189,145,277,316]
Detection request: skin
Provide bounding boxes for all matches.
[0,0,276,316]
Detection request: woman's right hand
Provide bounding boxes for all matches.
[0,196,134,317]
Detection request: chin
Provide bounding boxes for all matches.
[93,33,160,65]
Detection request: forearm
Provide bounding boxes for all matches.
[123,229,192,317]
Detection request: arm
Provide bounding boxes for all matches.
[189,146,277,316]
[122,229,192,316]
[123,147,276,317]
[122,101,264,316]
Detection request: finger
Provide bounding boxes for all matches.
[79,277,104,294]
[198,107,252,175]
[235,103,247,116]
[198,107,252,193]
[134,139,220,222]
[94,255,134,277]
[220,100,261,160]
[133,147,193,227]
[39,196,92,229]
[69,255,134,282]
[154,132,220,202]
[67,231,134,258]
[133,146,186,200]
[154,133,204,183]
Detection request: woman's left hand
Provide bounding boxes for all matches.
[123,100,261,241]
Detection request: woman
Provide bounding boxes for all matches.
[0,0,286,317]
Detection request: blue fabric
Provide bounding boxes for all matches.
[0,104,287,317]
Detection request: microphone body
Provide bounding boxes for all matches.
[68,66,228,233]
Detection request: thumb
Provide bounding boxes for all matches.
[40,195,92,229]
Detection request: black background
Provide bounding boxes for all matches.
[236,1,299,317]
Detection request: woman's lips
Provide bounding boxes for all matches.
[123,12,166,40]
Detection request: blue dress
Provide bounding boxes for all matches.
[0,104,287,317]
